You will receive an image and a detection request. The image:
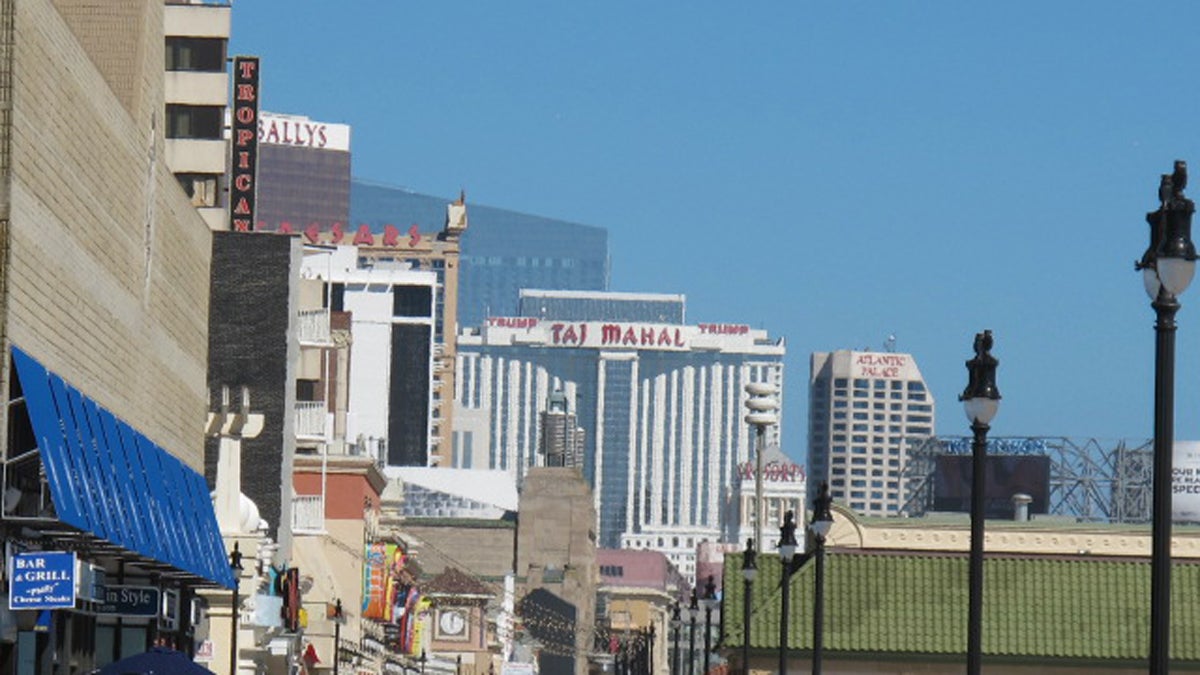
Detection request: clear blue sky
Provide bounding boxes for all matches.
[232,3,1200,460]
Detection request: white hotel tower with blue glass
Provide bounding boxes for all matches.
[453,290,785,583]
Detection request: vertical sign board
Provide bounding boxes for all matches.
[8,552,76,610]
[230,56,260,232]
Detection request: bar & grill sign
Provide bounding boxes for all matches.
[8,552,75,610]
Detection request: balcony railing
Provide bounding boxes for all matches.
[295,401,328,440]
[297,308,332,345]
[292,495,324,534]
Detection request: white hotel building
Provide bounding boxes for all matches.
[808,350,936,516]
[453,291,785,583]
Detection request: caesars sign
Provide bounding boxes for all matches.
[485,318,753,351]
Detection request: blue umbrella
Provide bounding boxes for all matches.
[96,646,215,675]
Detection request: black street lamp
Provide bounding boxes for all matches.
[688,589,699,675]
[648,623,656,675]
[670,602,681,675]
[777,510,799,675]
[702,575,718,675]
[1138,160,1197,673]
[809,483,835,675]
[961,329,1001,675]
[229,542,243,675]
[333,598,344,675]
[741,538,757,675]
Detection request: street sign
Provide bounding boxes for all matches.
[9,552,75,610]
[94,585,159,616]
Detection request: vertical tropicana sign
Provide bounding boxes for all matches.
[229,56,260,231]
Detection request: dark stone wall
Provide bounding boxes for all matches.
[206,231,296,537]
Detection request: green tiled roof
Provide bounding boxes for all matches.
[721,550,1200,665]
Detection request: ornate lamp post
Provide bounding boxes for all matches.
[809,483,834,675]
[777,510,798,675]
[670,602,681,675]
[741,538,757,675]
[688,589,699,675]
[648,623,656,675]
[702,575,718,675]
[744,382,780,551]
[229,542,243,675]
[333,598,344,675]
[961,330,1001,675]
[1137,160,1196,673]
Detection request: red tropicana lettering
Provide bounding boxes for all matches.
[382,224,400,247]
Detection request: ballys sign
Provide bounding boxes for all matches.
[738,461,805,483]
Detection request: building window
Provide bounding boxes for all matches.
[166,104,223,139]
[296,379,321,402]
[165,37,226,71]
[393,285,432,317]
[175,173,220,207]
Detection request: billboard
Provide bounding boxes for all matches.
[1174,441,1200,522]
[932,455,1051,519]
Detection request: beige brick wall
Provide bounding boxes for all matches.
[1,0,211,470]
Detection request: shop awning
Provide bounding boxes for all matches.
[12,346,235,589]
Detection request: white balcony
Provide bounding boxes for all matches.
[291,495,324,534]
[297,308,332,345]
[294,401,328,440]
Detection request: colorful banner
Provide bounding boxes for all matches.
[362,543,407,622]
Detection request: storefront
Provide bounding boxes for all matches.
[1,347,234,673]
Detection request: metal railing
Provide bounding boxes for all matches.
[297,308,332,345]
[294,401,327,439]
[292,495,324,533]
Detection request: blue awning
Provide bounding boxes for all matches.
[12,346,235,589]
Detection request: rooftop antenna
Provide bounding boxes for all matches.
[884,334,897,353]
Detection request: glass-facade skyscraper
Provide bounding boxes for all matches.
[350,180,610,328]
[453,291,785,584]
